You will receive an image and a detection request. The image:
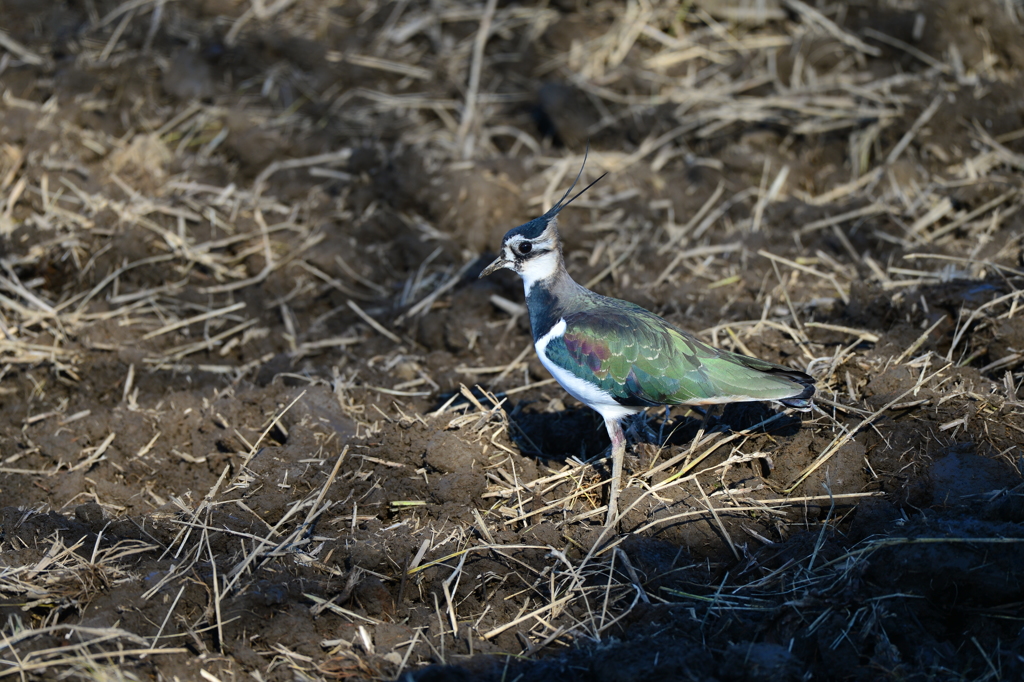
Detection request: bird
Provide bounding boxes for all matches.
[479,156,815,527]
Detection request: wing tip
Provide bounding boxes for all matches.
[779,372,816,411]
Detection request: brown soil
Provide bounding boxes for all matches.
[1,1,1024,680]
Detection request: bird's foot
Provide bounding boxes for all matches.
[624,412,660,446]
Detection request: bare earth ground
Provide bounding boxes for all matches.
[1,0,1024,680]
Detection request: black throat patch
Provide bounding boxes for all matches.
[526,282,563,342]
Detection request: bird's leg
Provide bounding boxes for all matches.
[658,406,672,445]
[624,411,658,445]
[604,417,626,528]
[691,404,715,443]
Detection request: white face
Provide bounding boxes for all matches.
[501,222,561,295]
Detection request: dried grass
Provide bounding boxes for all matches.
[2,0,1024,679]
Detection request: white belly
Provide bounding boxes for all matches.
[535,319,641,423]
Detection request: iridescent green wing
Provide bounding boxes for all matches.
[545,304,811,406]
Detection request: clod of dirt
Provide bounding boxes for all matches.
[535,82,601,148]
[423,430,484,473]
[432,472,485,505]
[284,385,358,441]
[863,364,916,406]
[866,515,1024,605]
[618,534,693,592]
[74,501,104,526]
[162,48,217,101]
[417,285,499,353]
[722,641,799,682]
[988,316,1024,360]
[847,497,903,543]
[353,575,395,617]
[982,490,1024,523]
[224,112,287,175]
[926,444,1019,507]
[414,158,530,253]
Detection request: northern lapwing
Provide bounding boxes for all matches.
[480,157,815,527]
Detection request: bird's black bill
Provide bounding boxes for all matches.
[479,256,509,278]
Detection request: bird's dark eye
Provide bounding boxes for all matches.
[519,242,533,255]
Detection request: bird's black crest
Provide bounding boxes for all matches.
[505,216,550,241]
[502,145,607,243]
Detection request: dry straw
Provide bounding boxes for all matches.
[2,0,1023,679]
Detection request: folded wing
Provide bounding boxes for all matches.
[544,304,814,408]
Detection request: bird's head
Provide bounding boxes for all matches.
[480,152,605,288]
[478,214,560,280]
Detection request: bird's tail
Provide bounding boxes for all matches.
[776,370,815,411]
